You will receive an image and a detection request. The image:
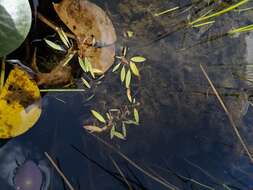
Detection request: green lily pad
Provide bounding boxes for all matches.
[0,0,32,57]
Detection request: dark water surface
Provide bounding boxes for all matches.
[2,0,253,189]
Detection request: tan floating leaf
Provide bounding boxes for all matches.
[53,0,117,73]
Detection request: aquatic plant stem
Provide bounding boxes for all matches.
[37,13,75,39]
[45,152,75,190]
[199,64,253,163]
[90,133,179,190]
[0,57,6,90]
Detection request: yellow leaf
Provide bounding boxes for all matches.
[130,61,140,77]
[81,77,91,89]
[91,110,106,123]
[134,108,139,124]
[0,67,41,139]
[131,56,146,63]
[127,31,134,38]
[112,63,121,72]
[44,39,65,52]
[83,125,104,133]
[121,66,126,82]
[127,88,132,103]
[125,69,131,89]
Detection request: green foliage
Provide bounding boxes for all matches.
[0,0,32,56]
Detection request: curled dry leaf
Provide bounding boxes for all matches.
[53,0,117,73]
[0,67,41,139]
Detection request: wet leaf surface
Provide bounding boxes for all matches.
[0,67,41,139]
[53,0,117,73]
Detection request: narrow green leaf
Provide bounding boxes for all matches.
[44,39,65,52]
[124,120,136,125]
[134,108,139,124]
[130,61,140,76]
[125,69,131,88]
[127,31,134,38]
[122,123,127,137]
[127,88,132,103]
[85,57,95,78]
[112,63,121,72]
[0,57,5,90]
[62,53,75,66]
[91,110,106,123]
[131,56,146,63]
[114,131,125,140]
[81,77,91,89]
[58,28,70,48]
[121,66,126,82]
[110,125,115,139]
[78,57,88,72]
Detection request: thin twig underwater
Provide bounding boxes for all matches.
[88,133,180,190]
[200,64,253,164]
[70,144,150,190]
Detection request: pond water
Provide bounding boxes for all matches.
[1,0,253,189]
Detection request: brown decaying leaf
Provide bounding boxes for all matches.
[53,0,117,73]
[36,64,72,87]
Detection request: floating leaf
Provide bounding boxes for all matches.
[0,0,32,56]
[85,57,95,78]
[44,39,65,52]
[83,125,104,133]
[127,88,132,103]
[114,131,125,140]
[131,56,146,63]
[81,78,91,89]
[110,125,115,139]
[134,108,139,124]
[125,69,131,89]
[127,31,134,38]
[0,67,41,139]
[112,63,121,72]
[62,52,75,66]
[122,123,127,137]
[121,66,126,82]
[78,57,88,72]
[57,27,71,48]
[130,61,140,77]
[124,120,136,125]
[91,110,106,123]
[53,0,117,73]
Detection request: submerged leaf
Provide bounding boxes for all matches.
[44,39,65,52]
[131,56,146,63]
[121,66,126,82]
[83,125,104,133]
[114,131,125,140]
[91,110,106,123]
[0,67,41,139]
[130,61,140,77]
[125,69,131,89]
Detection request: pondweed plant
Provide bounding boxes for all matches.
[113,46,146,89]
[189,0,249,26]
[84,106,140,140]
